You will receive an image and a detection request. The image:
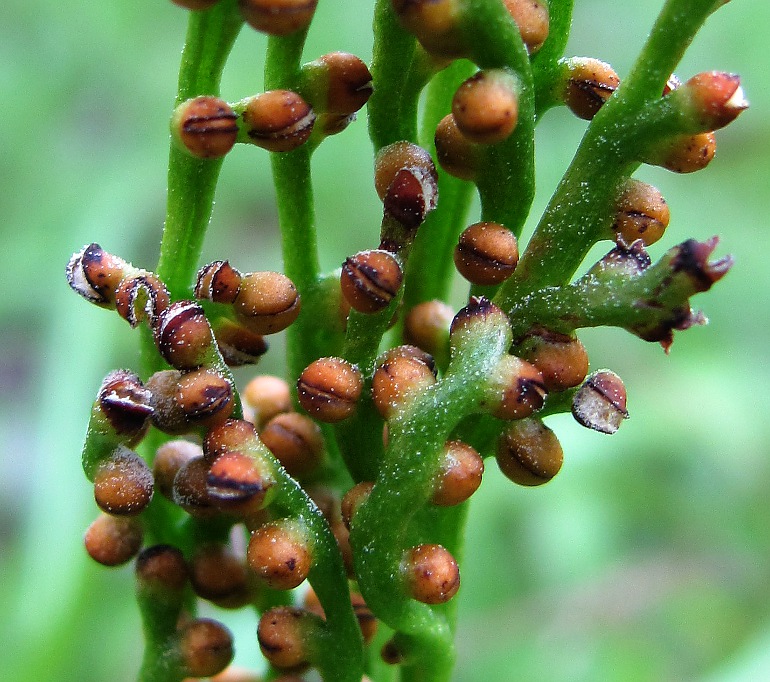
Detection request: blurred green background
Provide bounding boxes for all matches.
[1,1,768,680]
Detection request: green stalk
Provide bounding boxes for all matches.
[461,0,536,237]
[156,0,244,301]
[137,0,244,567]
[404,61,477,310]
[369,0,419,150]
[262,31,325,380]
[505,237,731,341]
[531,0,575,115]
[617,0,727,108]
[351,310,513,682]
[531,0,574,72]
[495,0,725,312]
[270,476,365,682]
[270,144,320,378]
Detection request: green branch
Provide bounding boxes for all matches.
[495,0,727,312]
[156,0,244,302]
[351,309,513,682]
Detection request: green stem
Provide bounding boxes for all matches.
[270,472,365,682]
[531,0,574,74]
[404,61,477,310]
[144,0,244,403]
[617,0,725,108]
[268,148,318,291]
[263,32,325,380]
[531,0,574,116]
[461,0,536,237]
[271,146,321,378]
[131,1,245,627]
[369,0,419,150]
[495,0,723,311]
[156,0,244,301]
[505,238,731,343]
[136,564,186,682]
[351,312,512,682]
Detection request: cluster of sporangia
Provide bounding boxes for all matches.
[67,0,746,680]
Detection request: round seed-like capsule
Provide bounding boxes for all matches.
[93,448,154,516]
[204,418,259,461]
[242,90,315,152]
[371,347,438,419]
[563,57,620,120]
[383,165,438,230]
[297,357,363,422]
[146,370,189,435]
[449,297,512,352]
[260,412,324,478]
[381,344,438,372]
[173,456,218,517]
[84,513,144,566]
[154,301,216,370]
[66,243,127,305]
[340,481,374,530]
[612,179,670,246]
[190,544,250,607]
[233,271,301,335]
[213,319,268,367]
[304,52,373,115]
[98,369,154,443]
[195,260,242,304]
[242,374,292,428]
[247,520,312,590]
[496,418,563,486]
[503,0,549,53]
[179,618,234,679]
[374,142,436,202]
[516,329,589,392]
[454,221,519,285]
[115,274,171,328]
[572,369,628,434]
[207,451,274,515]
[680,71,748,131]
[403,300,454,360]
[154,439,202,499]
[402,544,460,604]
[391,0,465,58]
[172,96,239,159]
[612,183,669,246]
[340,250,403,314]
[485,354,547,420]
[435,114,482,181]
[176,368,234,428]
[452,70,519,144]
[135,544,188,593]
[646,131,717,174]
[432,441,484,507]
[257,606,313,669]
[239,0,318,36]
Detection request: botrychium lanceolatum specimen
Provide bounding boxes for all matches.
[67,1,746,681]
